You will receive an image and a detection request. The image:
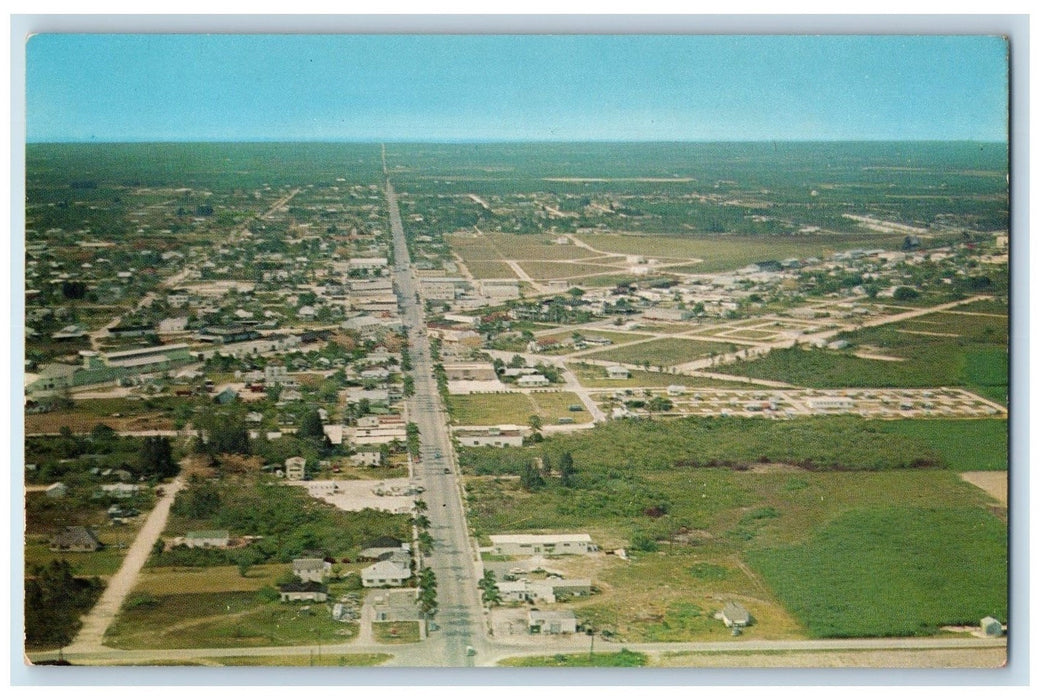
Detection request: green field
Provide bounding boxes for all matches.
[576,232,909,273]
[569,363,750,389]
[584,337,733,368]
[747,506,1007,637]
[498,649,649,667]
[460,415,1006,641]
[104,591,358,649]
[447,391,592,426]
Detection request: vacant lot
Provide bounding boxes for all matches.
[461,415,1006,641]
[747,506,1008,637]
[447,391,591,426]
[104,590,358,649]
[584,338,733,368]
[960,471,1008,506]
[568,363,749,389]
[575,232,905,273]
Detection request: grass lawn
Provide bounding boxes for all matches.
[498,649,648,667]
[746,506,1008,637]
[372,621,422,643]
[104,590,359,649]
[133,564,288,595]
[876,419,1007,471]
[584,337,733,368]
[448,391,591,425]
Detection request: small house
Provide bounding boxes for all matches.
[50,526,102,552]
[44,482,67,499]
[361,560,412,588]
[278,581,328,603]
[351,451,384,467]
[721,601,751,629]
[284,456,306,480]
[606,365,630,380]
[292,558,332,583]
[980,616,1004,637]
[528,609,577,635]
[184,530,230,549]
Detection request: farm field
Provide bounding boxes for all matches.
[447,391,592,426]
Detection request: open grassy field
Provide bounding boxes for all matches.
[372,621,421,643]
[746,506,1007,637]
[518,260,623,280]
[460,259,517,279]
[447,391,592,425]
[568,363,750,389]
[461,415,1006,641]
[476,233,605,261]
[104,590,358,649]
[575,232,907,273]
[583,337,736,368]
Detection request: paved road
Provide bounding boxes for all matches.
[29,629,1005,667]
[66,475,185,653]
[385,168,485,667]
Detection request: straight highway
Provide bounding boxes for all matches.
[385,168,486,666]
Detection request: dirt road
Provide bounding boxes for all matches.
[65,476,184,653]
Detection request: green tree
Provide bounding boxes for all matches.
[559,451,576,487]
[298,409,325,440]
[140,436,178,479]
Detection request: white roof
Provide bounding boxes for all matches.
[362,560,411,579]
[490,534,591,545]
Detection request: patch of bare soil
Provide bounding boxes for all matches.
[960,471,1007,506]
[748,462,803,474]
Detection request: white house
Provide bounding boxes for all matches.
[606,365,631,380]
[351,451,384,467]
[278,581,328,603]
[292,558,331,583]
[184,530,230,549]
[45,482,67,499]
[489,533,594,556]
[362,560,412,588]
[516,374,550,388]
[528,609,577,635]
[284,456,306,480]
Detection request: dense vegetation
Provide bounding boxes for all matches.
[459,416,1007,477]
[162,473,410,564]
[25,560,103,649]
[747,506,1008,637]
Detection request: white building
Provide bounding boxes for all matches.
[362,560,412,588]
[292,558,331,583]
[284,456,306,480]
[489,533,594,556]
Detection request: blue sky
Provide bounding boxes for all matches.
[26,34,1009,142]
